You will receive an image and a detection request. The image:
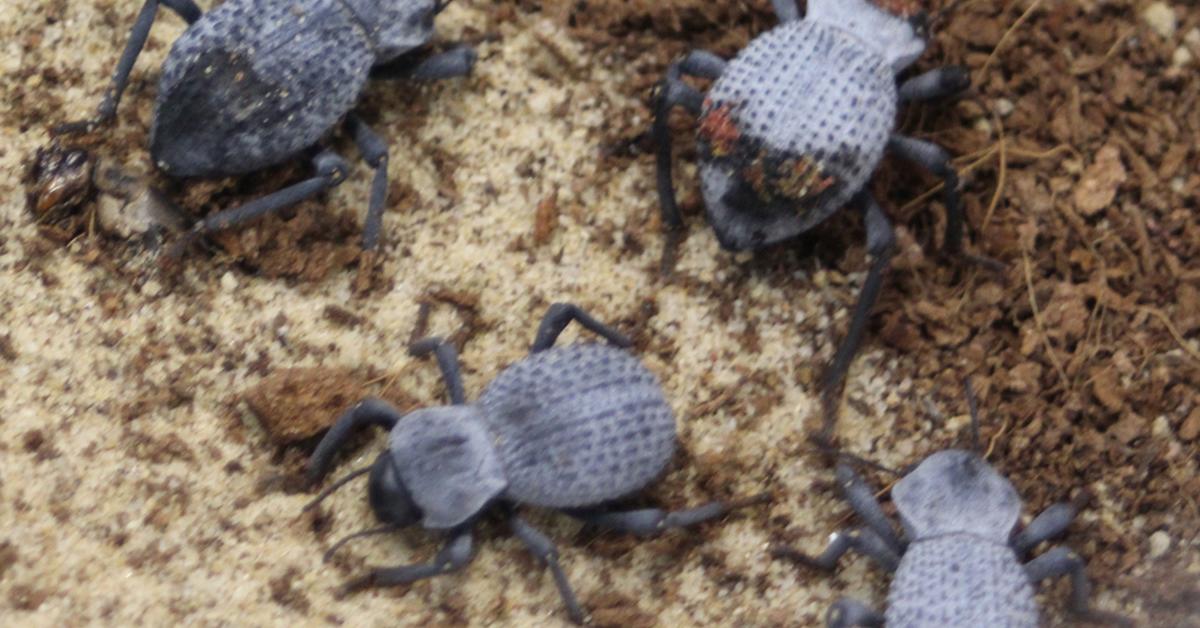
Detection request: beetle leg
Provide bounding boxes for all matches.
[772,526,901,573]
[654,51,726,232]
[771,0,801,23]
[825,598,884,628]
[818,193,895,444]
[168,149,350,257]
[58,0,202,134]
[897,66,970,103]
[409,336,468,405]
[510,515,586,625]
[834,463,905,553]
[1011,499,1080,558]
[307,397,404,484]
[888,135,968,258]
[345,114,391,252]
[530,303,632,353]
[566,492,768,537]
[340,528,475,593]
[1024,546,1133,627]
[370,45,478,81]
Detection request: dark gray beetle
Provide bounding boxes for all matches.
[305,303,767,623]
[654,0,974,438]
[62,0,476,254]
[773,386,1130,627]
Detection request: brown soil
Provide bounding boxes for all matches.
[2,0,1197,626]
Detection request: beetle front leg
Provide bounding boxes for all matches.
[340,529,475,593]
[409,336,468,405]
[826,598,884,628]
[1011,497,1082,558]
[59,0,202,133]
[530,302,632,353]
[307,398,404,484]
[833,463,904,553]
[818,193,896,444]
[654,51,727,231]
[772,526,901,573]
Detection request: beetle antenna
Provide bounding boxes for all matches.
[304,465,372,512]
[434,0,453,15]
[963,377,982,453]
[323,525,396,562]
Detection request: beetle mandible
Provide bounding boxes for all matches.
[305,303,768,623]
[654,0,976,440]
[62,0,476,256]
[772,382,1131,627]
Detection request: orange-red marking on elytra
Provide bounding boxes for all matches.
[698,103,741,157]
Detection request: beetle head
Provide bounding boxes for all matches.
[366,450,422,527]
[806,0,927,71]
[892,449,1021,542]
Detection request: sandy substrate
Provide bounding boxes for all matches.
[2,0,1196,626]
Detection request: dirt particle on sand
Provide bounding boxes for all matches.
[268,567,311,614]
[533,191,559,246]
[0,541,18,581]
[8,583,48,611]
[0,334,18,361]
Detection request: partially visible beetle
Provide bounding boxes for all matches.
[654,0,978,439]
[772,383,1131,627]
[62,0,476,258]
[305,303,767,623]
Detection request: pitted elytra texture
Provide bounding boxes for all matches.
[153,0,377,177]
[701,20,895,226]
[887,537,1037,626]
[60,0,474,255]
[304,304,766,624]
[480,343,676,508]
[655,0,977,440]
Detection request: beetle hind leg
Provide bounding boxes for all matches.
[370,46,478,81]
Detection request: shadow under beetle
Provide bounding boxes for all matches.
[305,303,768,623]
[654,0,976,440]
[773,382,1131,627]
[62,0,476,256]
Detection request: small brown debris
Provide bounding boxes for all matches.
[322,304,365,328]
[243,368,371,443]
[1073,144,1126,216]
[1179,408,1200,442]
[268,567,311,614]
[0,334,16,361]
[8,584,47,611]
[533,191,559,246]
